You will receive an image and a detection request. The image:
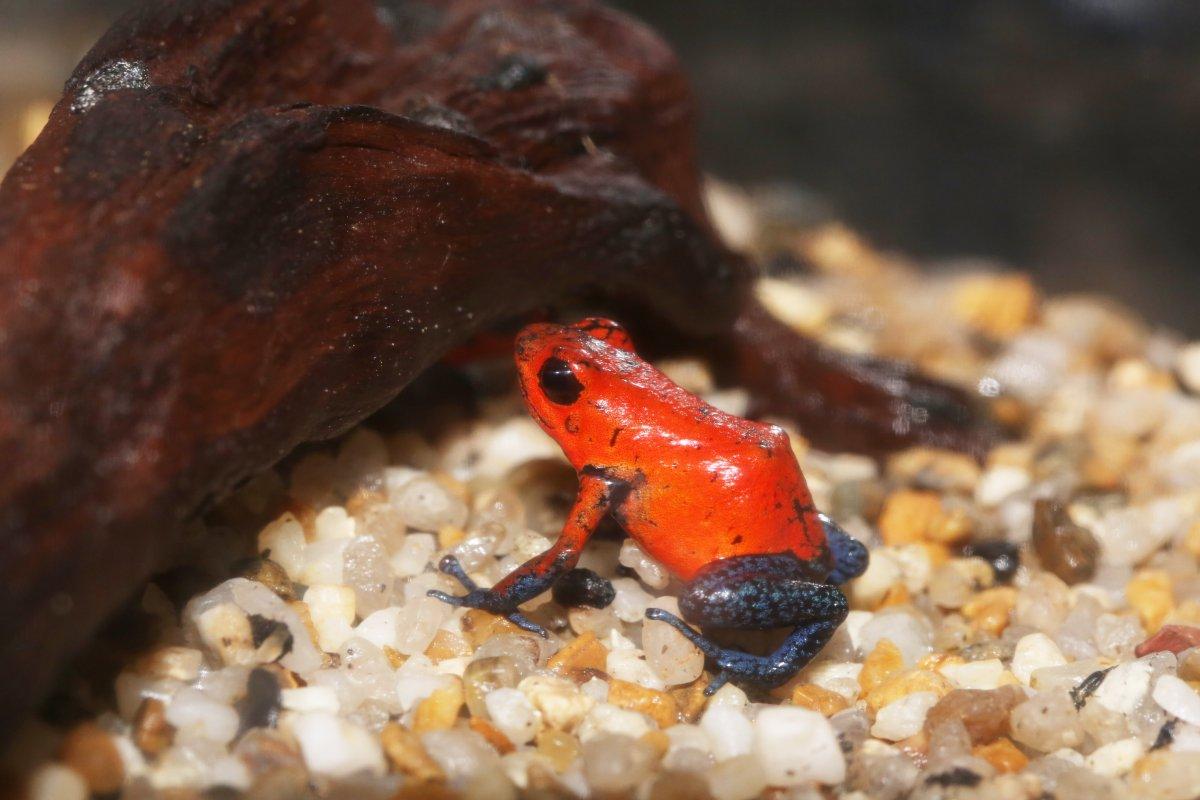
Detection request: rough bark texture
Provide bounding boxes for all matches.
[0,0,995,726]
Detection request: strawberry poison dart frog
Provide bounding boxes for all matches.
[430,318,868,693]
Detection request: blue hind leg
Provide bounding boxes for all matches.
[821,512,869,585]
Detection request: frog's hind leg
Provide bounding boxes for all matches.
[821,512,869,585]
[644,553,848,695]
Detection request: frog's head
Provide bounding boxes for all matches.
[514,317,637,455]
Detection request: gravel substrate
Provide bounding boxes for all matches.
[17,184,1200,799]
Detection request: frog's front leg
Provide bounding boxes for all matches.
[645,552,849,694]
[429,467,627,637]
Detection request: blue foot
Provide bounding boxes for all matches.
[428,555,549,638]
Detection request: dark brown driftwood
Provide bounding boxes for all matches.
[0,0,995,726]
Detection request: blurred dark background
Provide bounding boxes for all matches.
[2,0,1198,333]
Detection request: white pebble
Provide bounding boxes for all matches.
[642,596,704,686]
[1085,736,1144,777]
[291,712,385,778]
[848,548,903,608]
[580,676,609,703]
[1176,342,1200,393]
[393,596,451,655]
[194,603,255,667]
[844,610,873,652]
[753,706,846,785]
[1092,499,1187,567]
[257,513,306,580]
[281,685,340,714]
[975,466,1031,507]
[606,648,666,690]
[354,607,402,650]
[421,729,500,782]
[1153,675,1200,727]
[485,688,542,745]
[1094,660,1152,715]
[298,538,349,586]
[701,704,754,761]
[391,532,436,577]
[618,539,670,589]
[165,687,240,745]
[27,764,87,800]
[871,691,939,741]
[939,658,1008,690]
[1012,633,1067,685]
[804,661,863,701]
[707,754,768,800]
[891,544,933,594]
[858,611,932,666]
[708,682,750,708]
[577,703,653,743]
[303,585,356,653]
[610,577,655,623]
[313,506,356,540]
[519,674,595,731]
[389,475,467,531]
[395,656,454,712]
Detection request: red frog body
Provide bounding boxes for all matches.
[431,318,868,693]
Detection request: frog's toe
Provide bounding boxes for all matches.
[436,554,479,591]
[506,611,550,638]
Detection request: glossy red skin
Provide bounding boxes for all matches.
[515,319,829,582]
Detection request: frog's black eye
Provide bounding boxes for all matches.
[538,357,583,405]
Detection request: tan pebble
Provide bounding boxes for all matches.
[132,698,173,757]
[798,224,889,278]
[962,587,1018,636]
[877,583,912,609]
[431,471,470,502]
[547,631,609,680]
[607,678,680,729]
[640,729,671,760]
[973,736,1028,773]
[1169,600,1200,627]
[918,653,965,671]
[424,629,472,662]
[59,722,123,794]
[951,273,1038,339]
[1186,523,1200,560]
[866,669,954,713]
[380,723,445,782]
[437,524,466,549]
[887,447,981,493]
[1081,434,1139,490]
[925,686,1024,744]
[878,490,971,546]
[859,639,905,695]
[383,645,407,669]
[412,679,465,733]
[985,443,1037,471]
[1108,358,1175,391]
[130,645,203,681]
[460,608,522,648]
[344,488,386,517]
[468,717,515,755]
[1128,570,1174,633]
[669,674,711,723]
[286,600,322,654]
[535,729,581,772]
[790,683,849,716]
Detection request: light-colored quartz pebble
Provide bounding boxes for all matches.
[1014,572,1071,633]
[354,607,401,650]
[576,702,653,743]
[642,596,704,686]
[303,585,356,653]
[606,647,666,691]
[421,728,501,782]
[343,535,391,617]
[164,688,239,745]
[27,764,88,800]
[848,547,903,608]
[194,603,258,667]
[753,706,846,785]
[131,646,203,682]
[393,596,452,656]
[610,577,655,623]
[870,691,939,741]
[519,674,595,731]
[391,532,436,577]
[755,277,831,334]
[939,658,1008,690]
[389,475,468,532]
[858,611,932,666]
[485,687,542,745]
[395,656,455,712]
[805,661,863,701]
[706,753,767,800]
[297,537,349,586]
[618,539,670,589]
[1152,674,1200,726]
[975,466,1031,507]
[313,506,356,541]
[1091,499,1187,567]
[1010,691,1084,752]
[707,682,750,708]
[1011,633,1067,686]
[1093,660,1152,715]
[581,733,657,794]
[256,513,307,581]
[291,712,385,778]
[701,704,754,761]
[281,685,340,714]
[1085,736,1144,777]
